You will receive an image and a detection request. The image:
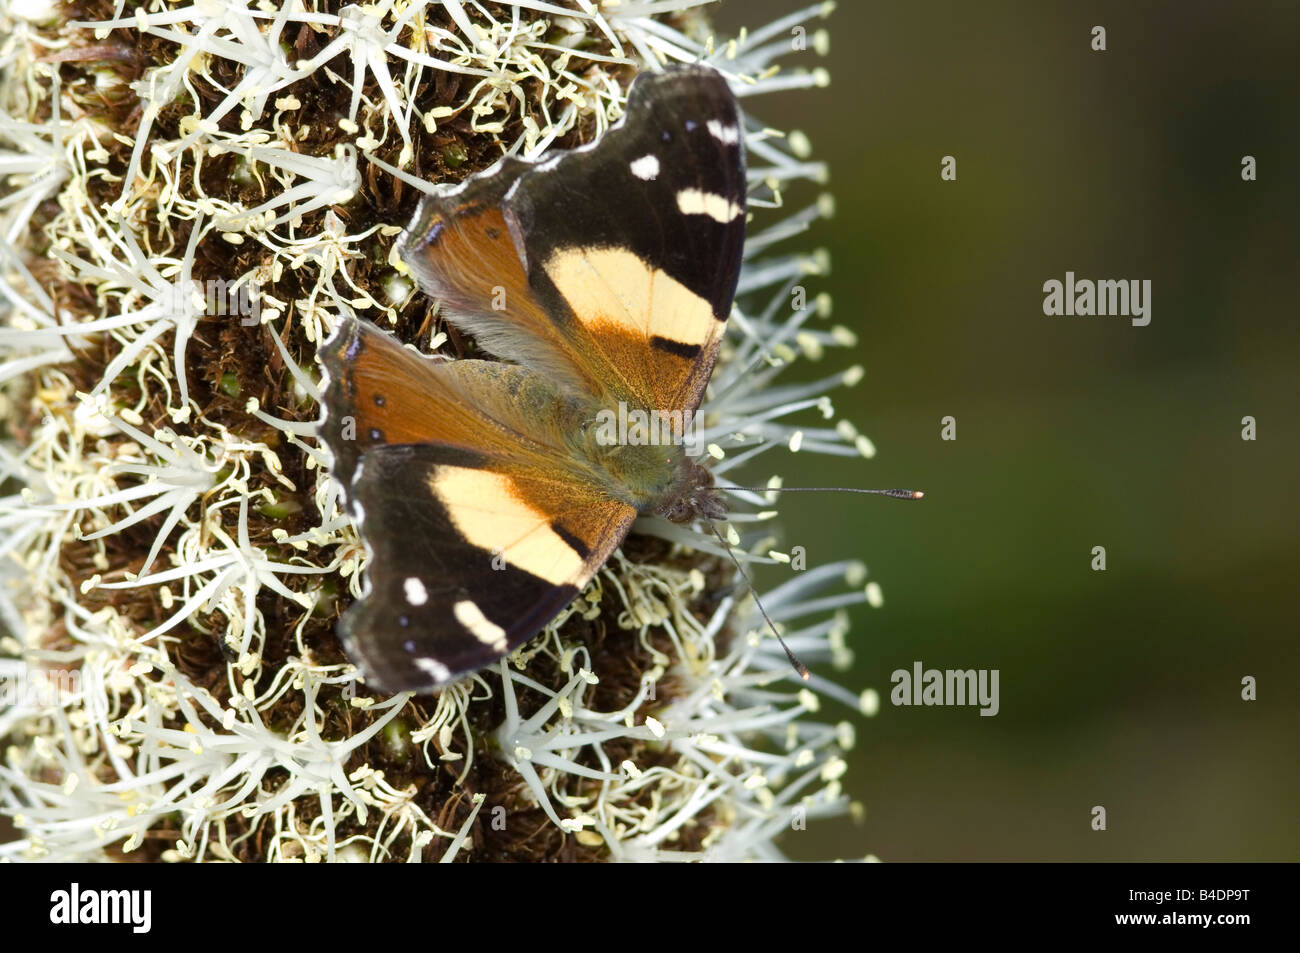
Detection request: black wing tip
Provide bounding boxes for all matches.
[398,63,737,266]
[629,63,736,109]
[633,62,730,88]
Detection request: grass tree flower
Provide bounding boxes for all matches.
[0,0,886,863]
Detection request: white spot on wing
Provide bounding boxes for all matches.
[416,658,452,684]
[706,119,741,145]
[404,576,428,605]
[676,188,742,224]
[454,600,507,652]
[630,154,660,180]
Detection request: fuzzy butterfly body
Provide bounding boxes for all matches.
[319,66,746,693]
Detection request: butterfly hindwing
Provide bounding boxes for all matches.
[399,65,746,417]
[339,442,634,693]
[321,314,637,692]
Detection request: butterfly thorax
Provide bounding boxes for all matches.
[570,402,727,524]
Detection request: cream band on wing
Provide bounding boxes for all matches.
[428,466,586,585]
[543,246,720,350]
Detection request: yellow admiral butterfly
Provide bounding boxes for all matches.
[320,66,751,693]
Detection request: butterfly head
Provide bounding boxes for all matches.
[653,457,727,524]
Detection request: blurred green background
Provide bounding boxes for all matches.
[714,1,1300,859]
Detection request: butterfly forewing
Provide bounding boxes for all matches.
[399,64,747,415]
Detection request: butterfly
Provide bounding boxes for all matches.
[319,66,747,694]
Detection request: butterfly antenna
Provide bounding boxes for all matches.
[719,486,924,500]
[708,522,810,681]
